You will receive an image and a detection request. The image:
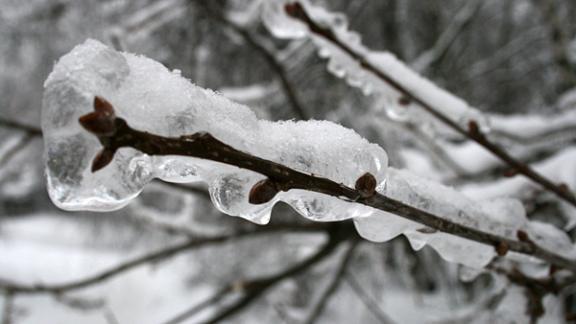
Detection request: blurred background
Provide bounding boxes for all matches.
[1,0,576,323]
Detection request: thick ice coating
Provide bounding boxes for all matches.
[42,39,387,223]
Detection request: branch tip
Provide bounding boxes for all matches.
[78,96,117,136]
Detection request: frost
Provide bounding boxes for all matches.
[42,39,386,224]
[261,0,490,135]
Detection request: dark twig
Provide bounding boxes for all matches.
[196,2,309,120]
[78,97,576,272]
[284,2,576,208]
[0,230,279,294]
[0,118,42,136]
[344,273,395,324]
[302,241,358,324]
[163,226,348,324]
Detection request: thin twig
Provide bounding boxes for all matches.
[163,226,348,324]
[77,99,576,272]
[196,2,309,120]
[302,241,358,324]
[284,2,576,208]
[344,273,395,324]
[0,230,278,294]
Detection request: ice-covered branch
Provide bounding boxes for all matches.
[268,2,576,208]
[42,40,576,272]
[77,95,576,271]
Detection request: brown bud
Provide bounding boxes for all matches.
[495,241,509,256]
[468,120,479,136]
[559,183,571,193]
[285,2,305,19]
[517,230,530,242]
[355,172,377,198]
[417,227,437,234]
[91,148,115,172]
[79,96,117,136]
[249,179,279,204]
[94,96,115,118]
[398,96,411,106]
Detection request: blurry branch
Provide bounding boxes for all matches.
[0,118,42,136]
[412,0,483,74]
[0,228,296,295]
[402,122,467,177]
[344,272,395,324]
[487,263,573,323]
[1,289,14,324]
[465,27,547,81]
[302,241,358,324]
[284,2,576,209]
[0,117,42,170]
[530,0,576,92]
[79,97,576,272]
[195,2,309,120]
[0,133,36,168]
[163,226,350,324]
[106,0,186,51]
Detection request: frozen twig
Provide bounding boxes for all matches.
[284,2,576,209]
[286,2,576,207]
[78,96,576,272]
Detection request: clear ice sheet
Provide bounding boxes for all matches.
[42,39,387,224]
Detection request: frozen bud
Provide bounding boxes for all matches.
[249,179,279,204]
[517,230,530,242]
[495,241,509,256]
[78,96,117,136]
[355,172,377,198]
[92,148,116,172]
[467,120,480,136]
[285,2,306,20]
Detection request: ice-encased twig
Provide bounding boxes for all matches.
[43,40,576,270]
[263,1,576,208]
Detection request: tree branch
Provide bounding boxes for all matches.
[78,97,576,272]
[0,118,42,136]
[0,228,293,295]
[284,2,576,208]
[195,2,309,120]
[162,225,349,324]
